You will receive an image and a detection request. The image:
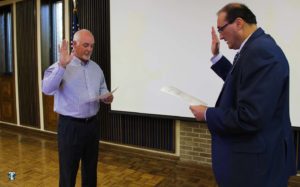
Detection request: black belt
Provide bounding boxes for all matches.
[60,114,96,123]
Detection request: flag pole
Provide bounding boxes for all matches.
[71,0,79,49]
[73,0,77,9]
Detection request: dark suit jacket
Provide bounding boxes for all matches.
[206,28,296,187]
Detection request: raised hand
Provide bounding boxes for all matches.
[58,39,73,68]
[211,27,220,56]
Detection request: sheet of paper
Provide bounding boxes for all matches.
[161,86,207,105]
[98,87,118,99]
[88,87,118,102]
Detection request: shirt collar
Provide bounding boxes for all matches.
[238,29,256,52]
[73,56,90,66]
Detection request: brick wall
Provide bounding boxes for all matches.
[179,121,212,165]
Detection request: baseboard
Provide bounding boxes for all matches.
[99,141,179,162]
[0,122,56,140]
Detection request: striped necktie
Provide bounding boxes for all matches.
[233,52,240,65]
[230,52,240,74]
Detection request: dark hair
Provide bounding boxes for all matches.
[218,3,257,24]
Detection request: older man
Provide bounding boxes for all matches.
[42,29,113,187]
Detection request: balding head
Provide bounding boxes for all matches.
[72,29,95,62]
[73,29,94,43]
[217,3,256,24]
[216,3,257,49]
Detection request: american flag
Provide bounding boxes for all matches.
[71,0,79,48]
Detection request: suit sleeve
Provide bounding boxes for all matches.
[211,56,232,81]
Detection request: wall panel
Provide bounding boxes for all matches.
[16,0,40,127]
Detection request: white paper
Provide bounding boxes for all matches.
[88,87,118,102]
[161,86,207,105]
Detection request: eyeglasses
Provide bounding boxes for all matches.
[217,18,237,33]
[217,22,230,33]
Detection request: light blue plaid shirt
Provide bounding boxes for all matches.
[42,56,108,118]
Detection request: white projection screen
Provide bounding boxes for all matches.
[110,0,300,126]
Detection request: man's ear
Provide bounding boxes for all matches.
[235,17,244,29]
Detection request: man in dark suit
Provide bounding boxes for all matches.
[190,3,296,187]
